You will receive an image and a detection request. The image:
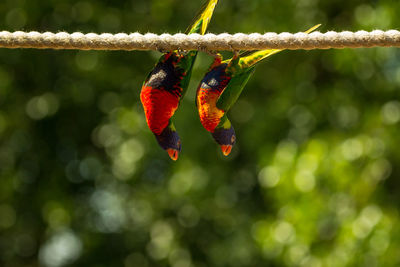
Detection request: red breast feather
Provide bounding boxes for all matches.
[196,87,225,133]
[141,54,183,136]
[196,64,231,133]
[141,86,179,135]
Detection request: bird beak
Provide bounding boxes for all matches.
[220,145,232,156]
[166,149,179,161]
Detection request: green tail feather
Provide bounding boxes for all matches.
[171,0,218,99]
[238,24,321,69]
[217,24,322,111]
[185,0,219,35]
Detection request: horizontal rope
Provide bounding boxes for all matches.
[0,30,400,51]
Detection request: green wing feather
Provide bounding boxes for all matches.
[238,24,321,69]
[185,0,219,35]
[216,67,255,112]
[174,0,219,98]
[216,24,321,111]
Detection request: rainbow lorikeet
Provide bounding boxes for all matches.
[196,24,321,156]
[140,0,219,161]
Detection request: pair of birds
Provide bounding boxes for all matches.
[140,0,320,161]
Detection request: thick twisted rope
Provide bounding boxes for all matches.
[0,30,400,51]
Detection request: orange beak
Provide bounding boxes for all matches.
[166,149,179,161]
[220,145,232,156]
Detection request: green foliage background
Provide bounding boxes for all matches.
[1,0,400,266]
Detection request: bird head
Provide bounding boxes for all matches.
[155,124,182,161]
[211,119,236,156]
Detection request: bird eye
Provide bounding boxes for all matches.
[231,135,236,143]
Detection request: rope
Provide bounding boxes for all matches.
[0,30,400,51]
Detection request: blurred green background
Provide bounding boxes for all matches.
[1,0,400,266]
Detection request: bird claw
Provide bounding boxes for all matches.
[209,51,223,60]
[177,48,189,56]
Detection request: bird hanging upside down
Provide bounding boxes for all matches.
[196,24,321,156]
[140,0,219,161]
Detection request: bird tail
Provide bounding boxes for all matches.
[238,24,321,68]
[185,0,219,35]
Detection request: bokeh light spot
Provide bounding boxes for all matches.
[26,93,60,120]
[381,101,400,125]
[48,208,71,229]
[168,168,208,195]
[94,124,122,148]
[90,190,127,233]
[39,230,82,267]
[362,158,392,183]
[300,256,322,267]
[42,202,71,229]
[294,170,316,192]
[341,138,364,161]
[148,221,174,260]
[112,138,143,179]
[274,221,295,244]
[369,230,390,255]
[355,5,376,26]
[169,248,192,267]
[352,205,382,239]
[296,153,319,173]
[288,244,309,264]
[258,166,281,188]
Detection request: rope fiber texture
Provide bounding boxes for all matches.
[0,30,400,51]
